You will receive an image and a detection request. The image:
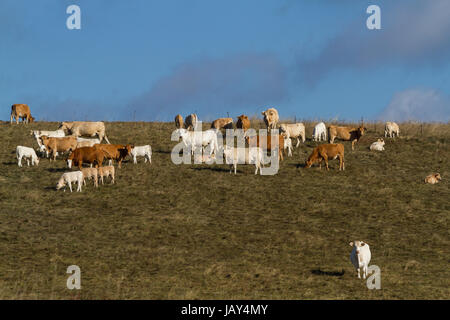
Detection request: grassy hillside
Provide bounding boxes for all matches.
[0,120,448,299]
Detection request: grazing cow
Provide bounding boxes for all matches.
[40,136,78,161]
[305,143,345,171]
[312,122,327,142]
[279,123,305,147]
[223,146,264,175]
[236,115,251,132]
[370,139,385,151]
[59,121,110,144]
[10,104,34,124]
[211,118,233,130]
[261,108,279,130]
[245,133,285,161]
[67,147,105,169]
[31,129,66,157]
[194,153,216,164]
[184,114,198,130]
[425,173,441,184]
[131,145,152,164]
[81,167,98,188]
[16,146,39,167]
[56,171,84,192]
[176,128,218,156]
[385,122,400,138]
[349,241,371,279]
[93,144,133,168]
[175,114,184,129]
[76,137,101,148]
[328,125,366,150]
[98,166,115,184]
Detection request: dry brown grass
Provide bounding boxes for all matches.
[0,120,448,299]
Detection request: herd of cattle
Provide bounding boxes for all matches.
[8,103,443,279]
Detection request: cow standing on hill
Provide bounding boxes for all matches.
[328,125,366,150]
[175,114,184,129]
[10,104,34,124]
[262,108,279,130]
[305,143,345,171]
[236,115,251,132]
[59,121,110,144]
[385,122,400,138]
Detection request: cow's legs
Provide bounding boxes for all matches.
[357,268,361,279]
[68,181,73,192]
[18,156,22,167]
[296,138,300,148]
[26,158,30,166]
[133,155,137,164]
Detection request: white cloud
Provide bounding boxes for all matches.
[379,88,450,122]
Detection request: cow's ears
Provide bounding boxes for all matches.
[349,242,354,247]
[261,111,265,116]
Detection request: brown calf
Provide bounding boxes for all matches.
[305,143,345,171]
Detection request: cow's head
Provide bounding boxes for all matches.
[435,173,442,181]
[349,241,368,259]
[29,116,35,123]
[238,115,248,122]
[56,177,65,190]
[59,122,72,131]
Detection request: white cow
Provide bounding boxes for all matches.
[385,122,400,138]
[56,171,84,192]
[370,139,385,151]
[312,122,327,142]
[279,123,305,147]
[223,145,264,175]
[76,137,101,148]
[16,146,39,167]
[349,241,371,279]
[283,135,293,157]
[176,128,219,156]
[131,145,152,164]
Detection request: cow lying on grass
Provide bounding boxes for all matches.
[305,143,345,171]
[425,173,441,184]
[370,139,385,151]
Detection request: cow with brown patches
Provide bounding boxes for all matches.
[305,143,345,171]
[211,117,233,130]
[175,114,184,129]
[424,173,441,184]
[10,104,34,124]
[328,125,366,150]
[261,107,279,130]
[236,115,250,132]
[184,114,198,130]
[93,144,133,168]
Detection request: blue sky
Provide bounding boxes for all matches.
[1,0,449,122]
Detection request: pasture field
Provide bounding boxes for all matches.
[0,120,448,299]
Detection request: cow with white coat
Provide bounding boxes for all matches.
[56,171,84,192]
[385,122,400,138]
[176,128,219,156]
[312,122,327,142]
[16,146,40,167]
[279,123,305,147]
[131,145,152,164]
[349,241,371,279]
[223,145,264,175]
[370,139,385,151]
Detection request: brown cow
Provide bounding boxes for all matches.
[40,136,78,161]
[424,173,441,184]
[93,144,133,168]
[236,115,250,132]
[67,147,105,170]
[175,114,184,129]
[184,114,198,130]
[245,133,285,161]
[328,125,366,150]
[10,104,34,124]
[305,143,345,171]
[211,117,233,130]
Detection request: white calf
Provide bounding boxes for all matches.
[56,171,83,192]
[312,122,327,142]
[279,123,305,147]
[349,241,371,279]
[370,139,385,151]
[283,135,293,157]
[16,146,39,167]
[176,128,219,156]
[223,146,264,175]
[131,145,152,164]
